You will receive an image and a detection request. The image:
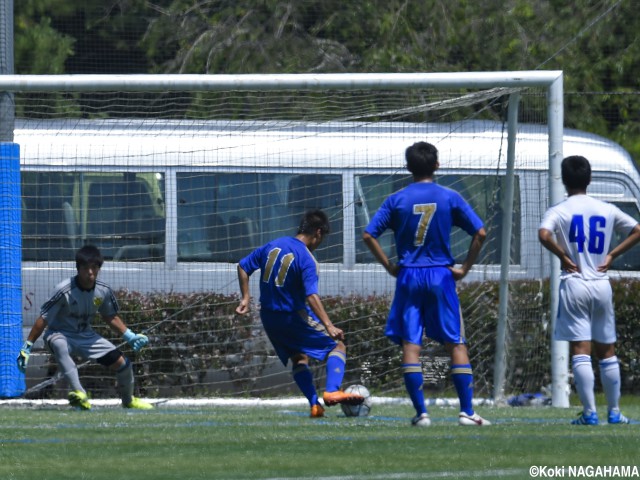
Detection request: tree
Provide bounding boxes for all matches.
[15,0,75,74]
[12,0,640,160]
[139,0,640,159]
[15,0,165,74]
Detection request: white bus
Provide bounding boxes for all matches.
[16,118,640,316]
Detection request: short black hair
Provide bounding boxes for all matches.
[297,209,330,236]
[405,141,439,177]
[561,155,591,190]
[76,244,104,269]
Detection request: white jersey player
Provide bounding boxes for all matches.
[539,155,640,425]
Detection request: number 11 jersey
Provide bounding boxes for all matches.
[239,236,319,312]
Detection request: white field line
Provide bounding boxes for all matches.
[0,396,495,408]
[257,468,525,480]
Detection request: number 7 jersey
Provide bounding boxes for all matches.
[539,194,638,280]
[365,182,484,267]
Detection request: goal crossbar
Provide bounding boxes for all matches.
[0,71,562,92]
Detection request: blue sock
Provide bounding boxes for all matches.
[292,364,318,406]
[451,364,474,416]
[325,351,346,393]
[403,363,427,416]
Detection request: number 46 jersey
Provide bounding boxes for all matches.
[239,236,320,313]
[539,194,638,280]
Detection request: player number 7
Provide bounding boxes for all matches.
[413,203,437,246]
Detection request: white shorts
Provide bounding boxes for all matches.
[554,277,615,343]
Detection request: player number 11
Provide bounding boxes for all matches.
[262,248,295,287]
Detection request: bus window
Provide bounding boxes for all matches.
[286,174,343,263]
[21,171,165,262]
[437,174,521,265]
[86,178,164,261]
[355,173,520,265]
[610,201,640,270]
[177,173,229,262]
[355,174,409,263]
[21,172,76,261]
[176,172,343,263]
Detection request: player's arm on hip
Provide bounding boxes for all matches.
[599,223,640,272]
[362,231,399,277]
[451,227,487,281]
[538,227,579,273]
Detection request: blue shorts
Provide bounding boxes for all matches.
[260,309,338,366]
[385,266,465,346]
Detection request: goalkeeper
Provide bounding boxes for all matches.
[17,245,153,410]
[235,209,364,418]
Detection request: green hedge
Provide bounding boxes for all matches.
[612,280,640,392]
[34,279,640,398]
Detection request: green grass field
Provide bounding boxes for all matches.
[1,397,638,480]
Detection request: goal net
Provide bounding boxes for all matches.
[1,72,566,404]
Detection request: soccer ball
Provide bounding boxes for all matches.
[340,384,372,417]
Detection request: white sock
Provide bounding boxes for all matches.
[599,356,621,412]
[572,354,596,415]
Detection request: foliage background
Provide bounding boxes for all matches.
[13,0,640,160]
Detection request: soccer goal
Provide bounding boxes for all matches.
[0,71,569,406]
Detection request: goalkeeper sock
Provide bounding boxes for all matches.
[50,336,85,392]
[402,364,427,416]
[116,357,135,405]
[325,351,347,393]
[599,356,621,411]
[572,354,596,414]
[292,364,318,406]
[451,364,474,416]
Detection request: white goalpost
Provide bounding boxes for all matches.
[0,71,569,407]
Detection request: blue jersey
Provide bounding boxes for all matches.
[365,182,484,267]
[239,236,319,312]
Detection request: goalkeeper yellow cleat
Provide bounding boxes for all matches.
[123,396,154,410]
[68,390,91,410]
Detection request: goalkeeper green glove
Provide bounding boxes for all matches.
[17,341,33,373]
[123,329,149,352]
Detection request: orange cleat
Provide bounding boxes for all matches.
[310,403,325,418]
[323,390,365,406]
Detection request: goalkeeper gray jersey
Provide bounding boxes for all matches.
[40,276,119,333]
